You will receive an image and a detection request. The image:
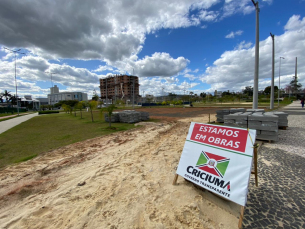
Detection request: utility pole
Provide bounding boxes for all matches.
[270,33,275,109]
[252,0,260,109]
[295,57,298,93]
[278,57,285,107]
[4,47,26,116]
[45,71,56,88]
[132,76,135,109]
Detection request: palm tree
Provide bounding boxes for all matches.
[0,93,4,104]
[3,90,12,103]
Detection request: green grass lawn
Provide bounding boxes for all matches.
[0,110,138,168]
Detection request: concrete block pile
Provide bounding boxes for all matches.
[140,111,150,121]
[265,112,288,127]
[246,109,265,114]
[105,110,150,123]
[119,110,141,123]
[224,112,252,128]
[216,108,246,123]
[230,108,246,114]
[104,112,120,122]
[216,109,230,123]
[248,113,279,141]
[222,110,289,142]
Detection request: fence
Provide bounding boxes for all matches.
[0,107,27,114]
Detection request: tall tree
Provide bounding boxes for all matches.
[243,86,253,96]
[87,101,97,122]
[3,90,12,103]
[76,101,85,119]
[0,93,4,103]
[264,86,278,95]
[200,92,206,98]
[92,90,99,101]
[102,104,116,127]
[289,76,302,94]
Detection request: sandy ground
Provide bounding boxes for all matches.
[0,114,242,229]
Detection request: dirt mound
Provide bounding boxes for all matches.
[0,120,239,229]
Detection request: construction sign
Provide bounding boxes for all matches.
[176,122,256,206]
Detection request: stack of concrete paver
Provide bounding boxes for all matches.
[118,110,141,123]
[140,111,150,121]
[216,108,246,123]
[248,113,279,141]
[230,108,246,114]
[104,110,150,123]
[224,112,252,128]
[246,109,265,114]
[104,112,120,123]
[265,111,289,127]
[216,109,230,123]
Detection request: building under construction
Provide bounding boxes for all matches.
[99,74,140,104]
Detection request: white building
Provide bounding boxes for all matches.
[48,85,88,105]
[19,95,40,110]
[214,90,223,98]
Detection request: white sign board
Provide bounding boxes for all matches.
[176,122,256,206]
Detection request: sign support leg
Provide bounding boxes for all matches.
[251,145,258,187]
[172,174,179,185]
[254,147,258,187]
[238,206,245,229]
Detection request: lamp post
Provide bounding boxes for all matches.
[45,71,56,88]
[270,33,275,109]
[251,0,260,109]
[278,57,285,107]
[4,47,26,116]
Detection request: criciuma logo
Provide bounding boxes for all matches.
[196,151,230,178]
[186,151,231,191]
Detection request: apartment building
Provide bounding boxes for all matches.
[99,74,139,103]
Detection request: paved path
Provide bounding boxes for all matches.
[0,113,33,120]
[0,113,38,134]
[243,101,305,228]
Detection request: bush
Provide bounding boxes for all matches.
[38,110,59,115]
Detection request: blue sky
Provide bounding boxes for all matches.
[0,0,305,99]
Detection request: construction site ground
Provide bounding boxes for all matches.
[0,104,304,228]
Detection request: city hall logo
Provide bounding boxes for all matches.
[196,151,230,178]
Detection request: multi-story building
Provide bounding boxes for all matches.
[99,74,140,104]
[48,85,88,105]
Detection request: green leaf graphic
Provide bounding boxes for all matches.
[196,152,208,166]
[216,161,229,176]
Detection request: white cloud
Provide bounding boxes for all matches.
[235,41,253,50]
[284,15,305,31]
[222,0,254,19]
[262,0,273,4]
[0,0,261,64]
[225,30,243,38]
[0,54,103,98]
[199,10,219,22]
[114,52,189,77]
[0,0,223,63]
[93,65,114,72]
[201,15,305,92]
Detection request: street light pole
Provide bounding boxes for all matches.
[252,0,260,109]
[4,47,26,116]
[270,33,275,109]
[45,71,56,88]
[278,57,285,107]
